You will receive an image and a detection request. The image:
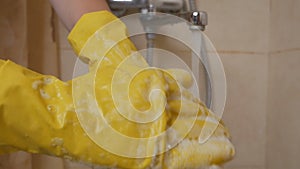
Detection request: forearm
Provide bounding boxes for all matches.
[49,0,111,31]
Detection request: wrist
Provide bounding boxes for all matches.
[50,0,111,31]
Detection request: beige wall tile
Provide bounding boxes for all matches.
[59,49,77,81]
[26,0,59,76]
[131,31,193,53]
[267,51,300,169]
[63,160,92,169]
[59,49,89,81]
[270,0,300,51]
[197,0,269,53]
[32,154,64,169]
[0,0,27,66]
[220,53,268,167]
[155,35,191,52]
[57,20,73,50]
[130,34,147,50]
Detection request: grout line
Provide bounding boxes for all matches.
[58,47,300,55]
[148,49,267,55]
[216,50,266,55]
[270,47,300,55]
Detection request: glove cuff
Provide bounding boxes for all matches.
[68,11,119,62]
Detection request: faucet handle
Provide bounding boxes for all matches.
[190,11,208,31]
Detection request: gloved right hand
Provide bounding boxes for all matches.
[68,10,235,168]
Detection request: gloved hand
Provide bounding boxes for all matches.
[0,11,234,169]
[69,11,234,168]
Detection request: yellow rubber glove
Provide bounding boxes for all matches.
[68,10,234,168]
[0,59,159,168]
[0,11,234,168]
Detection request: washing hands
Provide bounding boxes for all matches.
[0,11,234,168]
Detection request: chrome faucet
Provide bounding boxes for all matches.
[107,0,208,30]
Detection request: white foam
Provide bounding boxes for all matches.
[32,80,42,89]
[39,89,50,99]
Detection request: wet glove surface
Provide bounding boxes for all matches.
[0,11,234,169]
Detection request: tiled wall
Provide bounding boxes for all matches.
[267,0,300,169]
[198,0,269,168]
[197,0,300,169]
[57,0,300,169]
